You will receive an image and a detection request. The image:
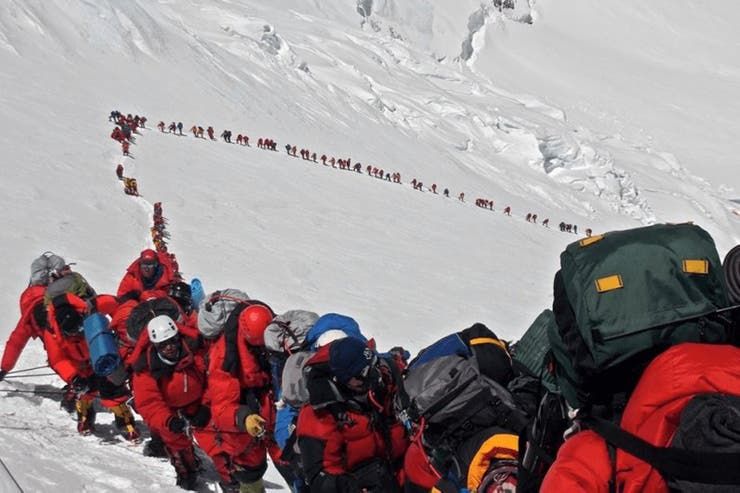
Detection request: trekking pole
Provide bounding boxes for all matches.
[0,455,24,492]
[6,365,50,375]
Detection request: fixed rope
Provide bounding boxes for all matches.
[5,365,50,375]
[0,456,24,492]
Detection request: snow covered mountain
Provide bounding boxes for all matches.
[0,0,738,490]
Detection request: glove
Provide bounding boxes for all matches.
[116,290,141,304]
[71,375,90,394]
[167,416,188,434]
[189,405,211,428]
[244,414,266,438]
[0,370,6,382]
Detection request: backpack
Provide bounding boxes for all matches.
[277,314,365,410]
[724,245,740,345]
[264,310,319,354]
[550,223,733,409]
[44,272,96,304]
[280,351,314,407]
[511,310,558,393]
[578,344,740,491]
[29,252,66,286]
[396,324,527,448]
[126,297,182,343]
[197,289,250,339]
[305,313,367,349]
[725,245,740,304]
[219,297,274,377]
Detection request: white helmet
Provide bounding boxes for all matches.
[147,315,178,344]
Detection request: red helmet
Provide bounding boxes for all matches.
[239,304,274,346]
[140,249,158,263]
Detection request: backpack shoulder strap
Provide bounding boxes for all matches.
[221,303,250,375]
[583,415,740,485]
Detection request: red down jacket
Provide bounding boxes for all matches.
[116,251,179,300]
[200,305,278,484]
[541,343,740,493]
[43,293,119,383]
[132,336,207,430]
[1,285,47,373]
[296,343,409,492]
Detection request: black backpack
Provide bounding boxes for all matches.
[395,324,527,455]
[126,298,181,343]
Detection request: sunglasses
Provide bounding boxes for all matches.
[154,336,180,350]
[355,355,379,380]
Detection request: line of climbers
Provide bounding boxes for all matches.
[149,113,592,236]
[111,112,147,196]
[151,202,181,273]
[1,223,739,492]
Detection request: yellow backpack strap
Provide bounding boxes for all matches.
[469,337,511,361]
[469,337,507,352]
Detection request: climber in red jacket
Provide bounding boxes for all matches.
[132,315,212,490]
[205,301,279,492]
[297,337,409,492]
[43,288,139,440]
[541,343,740,493]
[116,248,180,301]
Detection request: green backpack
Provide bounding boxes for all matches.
[550,223,733,409]
[511,310,559,393]
[43,271,96,305]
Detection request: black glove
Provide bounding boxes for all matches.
[0,370,7,382]
[116,290,141,304]
[167,415,187,434]
[71,375,90,394]
[188,405,211,428]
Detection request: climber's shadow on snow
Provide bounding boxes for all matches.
[0,382,66,407]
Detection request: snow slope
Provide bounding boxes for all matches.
[0,0,738,490]
[467,0,740,190]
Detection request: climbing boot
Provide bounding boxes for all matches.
[110,402,141,442]
[169,446,199,490]
[239,478,265,493]
[76,398,96,435]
